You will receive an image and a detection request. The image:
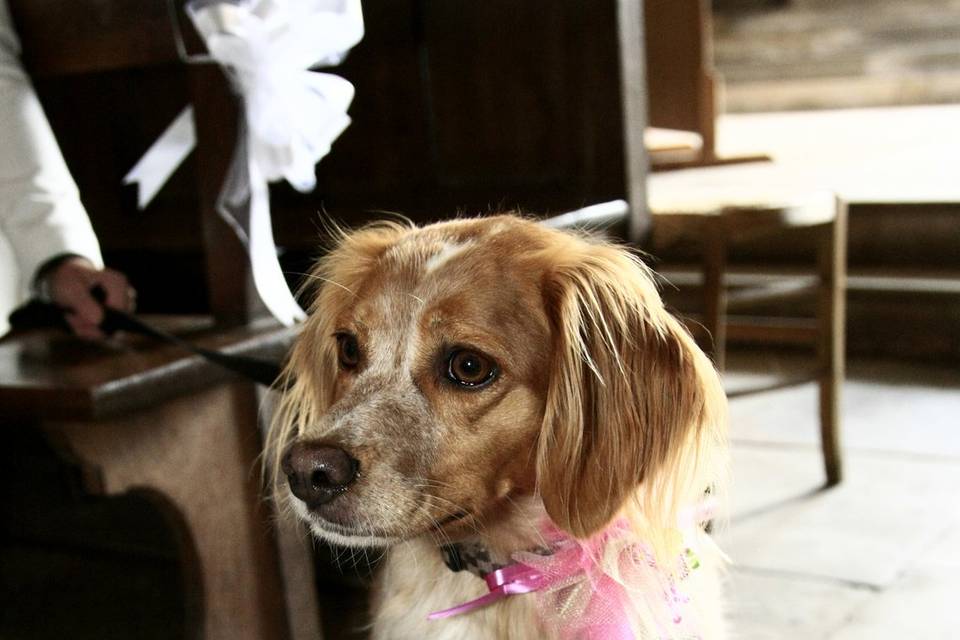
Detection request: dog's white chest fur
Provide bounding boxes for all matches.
[370,539,543,640]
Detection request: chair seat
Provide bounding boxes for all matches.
[648,163,838,242]
[645,127,704,165]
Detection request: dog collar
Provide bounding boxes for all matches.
[433,540,557,620]
[440,541,552,578]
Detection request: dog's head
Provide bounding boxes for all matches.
[269,215,725,548]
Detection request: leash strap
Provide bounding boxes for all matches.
[8,293,283,387]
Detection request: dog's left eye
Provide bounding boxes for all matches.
[336,333,361,370]
[446,350,497,388]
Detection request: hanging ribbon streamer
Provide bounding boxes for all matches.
[123,0,364,325]
[123,106,196,209]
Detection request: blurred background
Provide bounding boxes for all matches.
[1,1,958,639]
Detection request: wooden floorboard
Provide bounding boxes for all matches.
[713,0,960,111]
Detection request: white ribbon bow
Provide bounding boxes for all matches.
[124,0,364,325]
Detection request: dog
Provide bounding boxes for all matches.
[268,214,728,639]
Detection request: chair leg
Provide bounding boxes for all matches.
[817,199,848,486]
[703,220,728,372]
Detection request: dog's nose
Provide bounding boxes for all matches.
[281,442,359,508]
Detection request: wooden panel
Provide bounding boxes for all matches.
[417,0,630,214]
[9,0,179,76]
[274,0,638,238]
[422,1,579,187]
[48,382,290,640]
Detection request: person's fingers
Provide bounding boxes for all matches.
[49,258,98,317]
[46,258,136,336]
[94,269,132,311]
[55,269,104,326]
[66,289,105,327]
[66,313,103,340]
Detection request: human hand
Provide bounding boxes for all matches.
[45,257,136,339]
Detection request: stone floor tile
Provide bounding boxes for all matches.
[717,446,960,587]
[826,523,960,639]
[724,356,960,458]
[829,570,958,640]
[726,570,872,640]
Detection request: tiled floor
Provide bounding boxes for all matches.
[720,352,960,639]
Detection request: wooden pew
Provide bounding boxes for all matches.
[0,319,320,639]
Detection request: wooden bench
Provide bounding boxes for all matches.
[0,318,321,639]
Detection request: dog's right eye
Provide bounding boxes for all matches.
[336,333,361,370]
[446,349,498,388]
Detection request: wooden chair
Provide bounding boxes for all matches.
[647,170,847,486]
[644,0,718,167]
[639,1,846,485]
[547,174,847,487]
[644,0,770,169]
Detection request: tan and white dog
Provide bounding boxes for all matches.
[268,215,728,639]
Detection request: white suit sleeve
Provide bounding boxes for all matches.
[0,0,104,303]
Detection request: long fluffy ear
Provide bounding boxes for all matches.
[537,240,726,540]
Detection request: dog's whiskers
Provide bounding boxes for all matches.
[415,489,487,541]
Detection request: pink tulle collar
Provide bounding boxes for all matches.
[428,501,715,639]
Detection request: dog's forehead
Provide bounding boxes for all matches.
[384,222,518,272]
[356,222,543,324]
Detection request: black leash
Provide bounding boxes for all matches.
[8,290,284,387]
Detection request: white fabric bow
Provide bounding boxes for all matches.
[190,0,362,191]
[124,0,364,325]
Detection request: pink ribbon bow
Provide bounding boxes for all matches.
[427,563,550,620]
[427,501,716,639]
[427,522,639,639]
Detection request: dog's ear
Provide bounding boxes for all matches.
[537,242,725,539]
